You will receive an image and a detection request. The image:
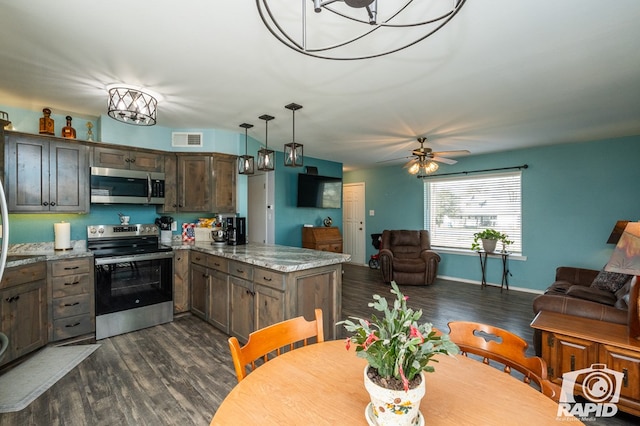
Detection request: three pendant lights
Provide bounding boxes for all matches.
[238,103,304,175]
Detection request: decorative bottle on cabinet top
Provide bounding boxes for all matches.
[39,108,54,135]
[61,115,76,139]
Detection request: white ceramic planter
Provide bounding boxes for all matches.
[363,366,425,426]
[481,238,497,253]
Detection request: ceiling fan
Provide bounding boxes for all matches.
[397,137,470,176]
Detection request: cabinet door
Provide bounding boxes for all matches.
[178,156,212,212]
[6,135,48,211]
[1,280,47,362]
[543,332,599,382]
[49,141,89,212]
[229,276,254,343]
[190,263,209,320]
[174,251,190,314]
[212,154,236,213]
[599,344,640,401]
[254,284,285,332]
[160,154,178,212]
[129,151,164,172]
[209,270,229,333]
[93,146,129,169]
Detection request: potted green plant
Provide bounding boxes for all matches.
[337,282,459,425]
[471,229,512,253]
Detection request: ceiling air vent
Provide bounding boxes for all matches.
[172,132,203,147]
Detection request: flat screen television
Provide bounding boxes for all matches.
[297,173,342,209]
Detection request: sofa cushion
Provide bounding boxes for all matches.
[567,285,617,306]
[590,269,631,292]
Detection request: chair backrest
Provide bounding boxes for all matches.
[381,230,431,259]
[228,309,324,383]
[447,321,561,402]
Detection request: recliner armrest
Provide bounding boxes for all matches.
[420,249,441,263]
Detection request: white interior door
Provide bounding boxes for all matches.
[343,182,366,265]
[248,173,274,244]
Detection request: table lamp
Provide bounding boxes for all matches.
[604,221,640,339]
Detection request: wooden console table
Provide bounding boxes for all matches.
[302,226,342,253]
[531,311,640,416]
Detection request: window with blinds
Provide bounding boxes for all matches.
[423,172,522,253]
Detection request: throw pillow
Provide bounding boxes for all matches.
[590,268,631,293]
[567,285,617,306]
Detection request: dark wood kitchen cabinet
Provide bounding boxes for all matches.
[189,253,229,332]
[93,146,164,172]
[0,262,47,367]
[173,250,190,314]
[5,132,89,213]
[212,154,236,214]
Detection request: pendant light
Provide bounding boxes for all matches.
[238,123,255,175]
[284,103,304,167]
[257,114,275,172]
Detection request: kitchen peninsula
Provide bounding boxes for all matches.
[175,242,350,341]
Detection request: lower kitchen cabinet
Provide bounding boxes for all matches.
[229,276,254,343]
[174,250,190,314]
[209,269,229,333]
[189,253,229,332]
[190,263,208,320]
[0,262,47,367]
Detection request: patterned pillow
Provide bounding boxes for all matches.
[590,269,631,292]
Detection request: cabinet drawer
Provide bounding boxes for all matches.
[229,261,253,280]
[253,267,285,290]
[52,293,92,319]
[51,258,92,276]
[316,243,342,253]
[208,256,228,273]
[191,252,209,267]
[51,273,92,298]
[1,262,46,289]
[53,314,94,340]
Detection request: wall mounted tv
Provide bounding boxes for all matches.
[297,173,342,209]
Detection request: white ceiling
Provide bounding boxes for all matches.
[1,1,639,171]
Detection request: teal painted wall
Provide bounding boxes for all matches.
[344,136,640,292]
[2,104,342,246]
[273,152,343,247]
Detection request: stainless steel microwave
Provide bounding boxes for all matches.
[90,167,165,205]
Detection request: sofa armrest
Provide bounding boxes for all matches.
[555,266,600,287]
[379,248,394,283]
[420,249,441,263]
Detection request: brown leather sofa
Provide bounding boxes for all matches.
[532,266,637,355]
[379,230,440,286]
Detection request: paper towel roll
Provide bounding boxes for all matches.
[54,222,71,250]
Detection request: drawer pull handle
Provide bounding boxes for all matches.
[214,263,220,267]
[623,368,628,387]
[570,355,575,371]
[64,266,80,270]
[6,295,20,303]
[237,269,244,274]
[65,322,81,328]
[263,276,272,282]
[64,302,80,307]
[64,281,80,286]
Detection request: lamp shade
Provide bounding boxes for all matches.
[605,222,640,275]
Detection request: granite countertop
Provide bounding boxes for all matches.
[5,240,92,267]
[171,241,351,273]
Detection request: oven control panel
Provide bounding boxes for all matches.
[87,224,159,239]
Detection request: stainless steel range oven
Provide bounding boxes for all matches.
[88,224,173,340]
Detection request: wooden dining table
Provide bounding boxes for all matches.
[211,340,581,425]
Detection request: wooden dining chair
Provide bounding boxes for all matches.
[447,321,561,402]
[228,308,324,383]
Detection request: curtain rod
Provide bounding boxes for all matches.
[419,164,528,179]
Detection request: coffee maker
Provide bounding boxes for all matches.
[226,217,247,245]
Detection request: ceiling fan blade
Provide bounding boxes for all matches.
[377,155,411,164]
[432,156,457,165]
[432,149,470,157]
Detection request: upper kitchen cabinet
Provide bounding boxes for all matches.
[159,153,236,213]
[93,146,164,172]
[5,132,90,213]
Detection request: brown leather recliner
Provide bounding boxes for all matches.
[379,230,441,286]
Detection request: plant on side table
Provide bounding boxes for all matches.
[471,228,513,253]
[337,282,459,426]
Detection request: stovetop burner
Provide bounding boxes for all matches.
[87,224,172,258]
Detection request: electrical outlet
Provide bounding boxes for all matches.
[171,221,177,231]
[369,210,375,216]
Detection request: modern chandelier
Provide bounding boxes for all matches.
[256,0,467,60]
[107,86,157,126]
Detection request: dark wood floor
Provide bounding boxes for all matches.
[0,264,636,425]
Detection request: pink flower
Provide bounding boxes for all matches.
[363,332,379,348]
[410,325,424,343]
[399,365,409,392]
[403,295,409,302]
[345,338,351,351]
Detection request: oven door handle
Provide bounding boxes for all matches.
[95,251,174,265]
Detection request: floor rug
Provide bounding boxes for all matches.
[0,344,100,413]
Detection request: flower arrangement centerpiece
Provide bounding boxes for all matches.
[338,282,459,425]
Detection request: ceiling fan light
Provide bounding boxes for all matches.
[407,162,420,175]
[422,161,439,174]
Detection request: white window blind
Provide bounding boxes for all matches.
[424,172,522,253]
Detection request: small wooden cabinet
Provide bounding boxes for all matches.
[302,227,343,253]
[189,253,230,332]
[93,146,164,172]
[0,262,47,367]
[5,132,90,213]
[47,258,95,341]
[532,311,640,416]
